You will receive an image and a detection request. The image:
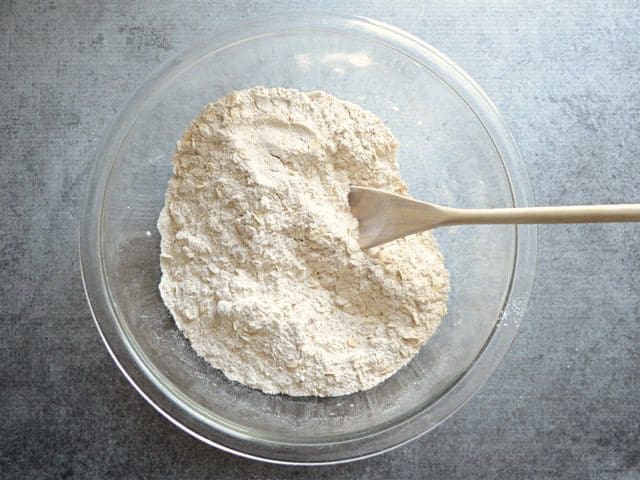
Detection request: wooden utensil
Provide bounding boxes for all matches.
[348,186,640,249]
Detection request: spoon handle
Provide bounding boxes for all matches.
[441,204,640,226]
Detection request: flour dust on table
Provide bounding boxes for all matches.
[157,87,449,397]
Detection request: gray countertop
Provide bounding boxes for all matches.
[2,1,639,478]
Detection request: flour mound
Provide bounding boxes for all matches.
[158,87,449,397]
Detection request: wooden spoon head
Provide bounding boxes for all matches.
[348,186,446,249]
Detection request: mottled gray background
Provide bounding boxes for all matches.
[1,1,639,478]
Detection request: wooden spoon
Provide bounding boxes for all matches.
[348,185,640,249]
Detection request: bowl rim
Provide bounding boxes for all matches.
[79,12,537,465]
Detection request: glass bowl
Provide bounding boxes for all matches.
[79,14,536,465]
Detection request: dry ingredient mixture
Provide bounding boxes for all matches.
[158,87,449,397]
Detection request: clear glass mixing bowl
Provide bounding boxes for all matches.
[79,14,536,464]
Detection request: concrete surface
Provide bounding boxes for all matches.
[1,1,639,478]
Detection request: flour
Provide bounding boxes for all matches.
[157,87,449,397]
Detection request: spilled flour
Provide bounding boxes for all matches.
[158,87,449,397]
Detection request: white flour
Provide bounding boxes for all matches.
[158,87,449,397]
